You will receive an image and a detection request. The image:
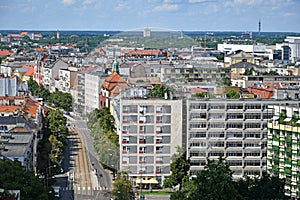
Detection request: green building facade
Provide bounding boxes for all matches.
[267,105,300,198]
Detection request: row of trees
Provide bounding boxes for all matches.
[37,109,69,191]
[27,78,73,111]
[87,108,119,171]
[164,149,287,200]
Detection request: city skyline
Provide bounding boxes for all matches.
[0,0,300,32]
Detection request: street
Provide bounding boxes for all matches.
[55,115,112,200]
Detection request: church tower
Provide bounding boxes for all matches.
[112,58,119,74]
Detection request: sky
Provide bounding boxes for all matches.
[0,0,299,32]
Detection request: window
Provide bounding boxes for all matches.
[190,122,207,129]
[139,105,147,114]
[245,123,261,129]
[227,123,243,129]
[139,156,146,164]
[227,104,243,110]
[209,122,225,129]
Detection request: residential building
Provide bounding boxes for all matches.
[267,105,300,198]
[43,59,68,92]
[0,117,38,171]
[224,51,255,67]
[161,61,229,84]
[186,98,297,180]
[0,75,22,96]
[113,90,183,187]
[76,66,97,113]
[0,96,44,172]
[84,67,106,114]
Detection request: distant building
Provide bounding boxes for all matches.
[241,32,252,40]
[143,28,151,38]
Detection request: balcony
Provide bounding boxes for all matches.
[139,130,144,134]
[122,161,128,164]
[156,140,162,144]
[139,150,145,154]
[156,171,161,174]
[139,140,145,144]
[122,140,129,144]
[156,160,163,164]
[156,131,161,134]
[156,151,162,154]
[122,130,128,134]
[122,150,128,154]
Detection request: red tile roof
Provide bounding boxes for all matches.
[189,88,209,93]
[0,50,13,56]
[103,72,128,91]
[122,49,162,56]
[22,65,34,77]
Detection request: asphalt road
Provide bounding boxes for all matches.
[54,114,112,200]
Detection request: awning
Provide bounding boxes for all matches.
[296,120,300,124]
[284,118,292,122]
[136,178,158,184]
[272,116,280,120]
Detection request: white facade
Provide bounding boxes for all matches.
[58,69,71,93]
[186,98,298,180]
[218,43,267,56]
[84,73,101,114]
[284,36,300,63]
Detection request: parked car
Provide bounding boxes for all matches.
[53,186,60,198]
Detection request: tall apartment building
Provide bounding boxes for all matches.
[115,94,183,187]
[186,98,297,180]
[267,105,300,198]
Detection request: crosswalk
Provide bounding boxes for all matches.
[60,186,108,191]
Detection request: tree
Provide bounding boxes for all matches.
[185,157,241,200]
[243,67,254,76]
[0,159,49,200]
[235,172,287,200]
[112,172,135,200]
[225,89,240,99]
[163,147,190,191]
[217,76,231,87]
[150,84,171,98]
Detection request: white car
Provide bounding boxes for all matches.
[53,186,60,198]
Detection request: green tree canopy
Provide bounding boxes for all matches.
[235,172,287,200]
[0,159,48,200]
[185,157,241,200]
[225,89,240,99]
[163,147,190,191]
[112,171,135,200]
[150,84,171,98]
[217,76,231,87]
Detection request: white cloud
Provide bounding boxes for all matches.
[283,12,295,17]
[233,0,263,6]
[189,0,213,3]
[62,0,75,5]
[153,4,179,11]
[83,0,96,4]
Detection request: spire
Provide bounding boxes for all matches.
[112,57,119,74]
